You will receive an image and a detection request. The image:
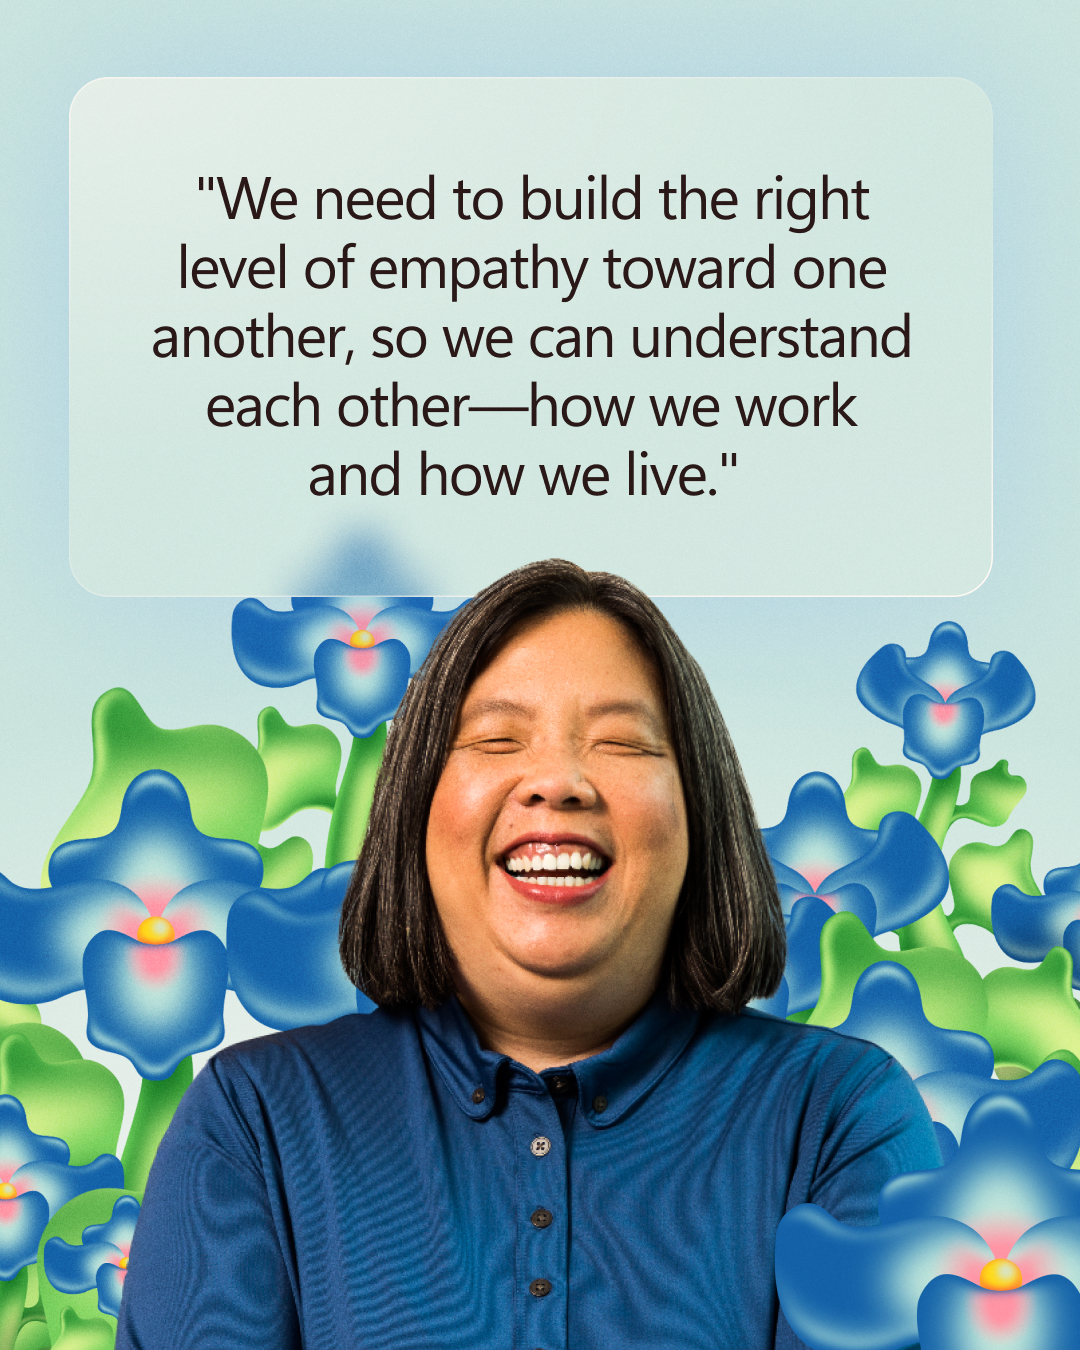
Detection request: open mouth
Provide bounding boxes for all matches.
[499,840,613,889]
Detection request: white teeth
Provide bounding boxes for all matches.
[504,847,609,878]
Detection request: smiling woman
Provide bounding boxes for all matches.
[118,560,941,1350]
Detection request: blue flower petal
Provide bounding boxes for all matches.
[776,1204,990,1350]
[0,1096,68,1170]
[13,1155,123,1218]
[857,641,939,726]
[0,877,144,1003]
[49,771,262,904]
[292,596,432,625]
[162,879,253,945]
[96,1262,126,1318]
[227,864,358,1030]
[784,897,836,1015]
[83,929,228,1079]
[824,883,879,930]
[907,622,989,698]
[918,1272,1080,1350]
[1011,1216,1080,1285]
[835,963,994,1079]
[916,1062,1080,1169]
[368,602,465,674]
[44,1237,122,1295]
[83,1194,140,1254]
[762,773,876,890]
[826,811,948,933]
[0,1189,50,1280]
[993,882,1080,967]
[960,650,1037,733]
[232,599,355,686]
[902,695,985,778]
[314,636,412,737]
[880,1096,1080,1246]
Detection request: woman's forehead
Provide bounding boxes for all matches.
[458,608,666,720]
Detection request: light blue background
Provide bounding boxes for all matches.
[1,1,1076,974]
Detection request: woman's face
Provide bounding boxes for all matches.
[426,608,689,992]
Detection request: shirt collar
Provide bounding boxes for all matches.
[416,995,701,1127]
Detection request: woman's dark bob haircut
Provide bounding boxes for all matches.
[340,559,785,1012]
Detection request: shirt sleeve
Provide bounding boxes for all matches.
[115,1056,302,1350]
[774,1044,941,1350]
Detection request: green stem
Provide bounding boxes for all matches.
[325,724,387,868]
[121,1058,193,1193]
[917,767,963,847]
[0,1269,27,1350]
[896,769,964,952]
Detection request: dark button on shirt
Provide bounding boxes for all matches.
[530,1207,554,1229]
[117,996,939,1350]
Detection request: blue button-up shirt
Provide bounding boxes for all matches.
[117,998,939,1349]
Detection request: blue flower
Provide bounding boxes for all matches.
[0,1097,123,1280]
[232,596,463,737]
[993,863,1080,987]
[227,864,374,1029]
[776,1095,1080,1350]
[917,1060,1080,1167]
[857,621,1035,779]
[834,962,994,1081]
[0,771,262,1078]
[763,773,948,935]
[44,1195,140,1318]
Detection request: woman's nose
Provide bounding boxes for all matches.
[512,749,598,810]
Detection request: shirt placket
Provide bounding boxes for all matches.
[512,1077,570,1350]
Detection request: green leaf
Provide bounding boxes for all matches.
[0,1026,124,1165]
[952,759,1027,828]
[808,911,988,1034]
[257,836,314,888]
[1042,1047,1080,1075]
[257,708,340,831]
[984,949,1080,1075]
[14,1319,51,1350]
[0,1002,39,1029]
[844,748,923,829]
[43,688,268,882]
[948,829,1038,932]
[38,1189,137,1341]
[51,1306,117,1350]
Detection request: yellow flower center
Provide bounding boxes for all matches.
[349,629,375,648]
[136,915,176,945]
[119,1256,129,1270]
[980,1258,1023,1290]
[0,1182,16,1200]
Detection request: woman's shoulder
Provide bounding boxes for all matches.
[169,1008,421,1149]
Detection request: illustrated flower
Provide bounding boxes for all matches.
[0,1096,123,1280]
[776,1095,1080,1350]
[918,1060,1080,1167]
[993,863,1080,987]
[857,621,1035,779]
[227,863,374,1028]
[0,770,263,1078]
[44,1195,140,1318]
[834,962,995,1080]
[232,595,463,737]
